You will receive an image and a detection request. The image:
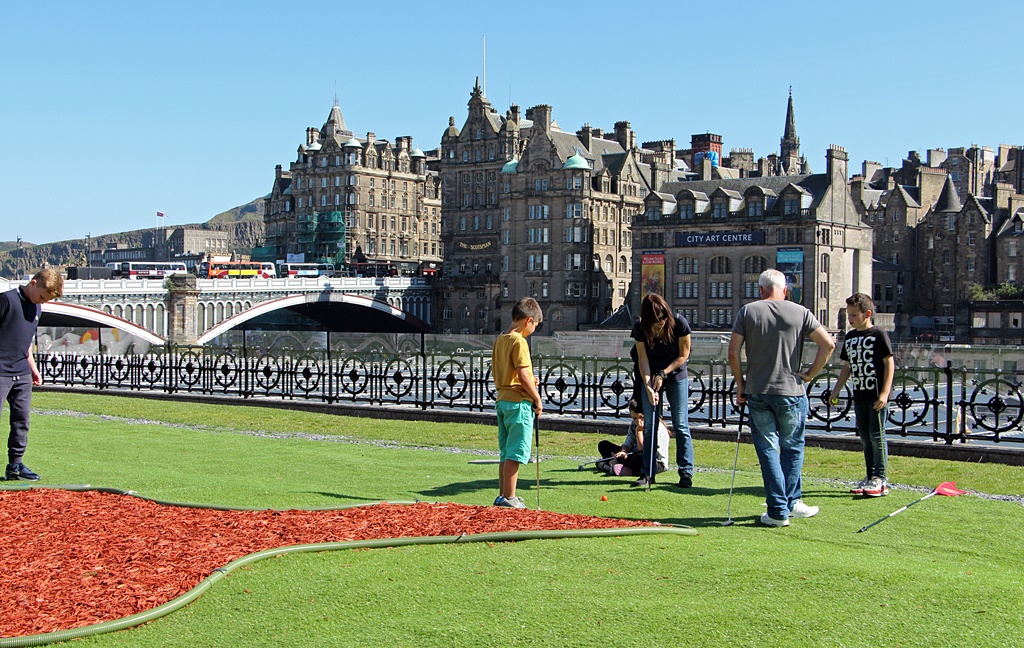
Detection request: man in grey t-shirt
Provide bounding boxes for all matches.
[728,269,834,526]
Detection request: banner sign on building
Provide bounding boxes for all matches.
[286,252,305,263]
[641,251,665,299]
[776,247,805,304]
[456,239,493,251]
[675,230,766,247]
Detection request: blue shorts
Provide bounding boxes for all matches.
[496,400,534,464]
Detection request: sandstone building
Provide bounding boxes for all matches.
[437,80,657,334]
[636,145,870,331]
[263,100,442,275]
[851,144,1024,342]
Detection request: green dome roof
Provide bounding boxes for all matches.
[342,137,362,148]
[563,152,589,170]
[410,147,426,158]
[501,159,519,173]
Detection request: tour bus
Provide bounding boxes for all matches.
[118,261,188,279]
[197,261,273,279]
[260,262,277,278]
[277,262,335,278]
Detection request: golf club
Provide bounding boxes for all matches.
[722,400,746,526]
[647,385,664,493]
[533,414,541,510]
[577,452,638,471]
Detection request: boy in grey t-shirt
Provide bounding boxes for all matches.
[728,269,834,527]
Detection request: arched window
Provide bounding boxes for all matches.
[710,256,732,274]
[743,255,768,275]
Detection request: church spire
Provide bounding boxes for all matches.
[780,87,801,173]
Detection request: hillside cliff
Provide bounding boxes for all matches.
[0,199,265,278]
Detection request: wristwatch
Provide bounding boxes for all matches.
[656,370,667,380]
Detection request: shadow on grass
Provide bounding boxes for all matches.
[305,491,416,503]
[543,473,766,498]
[418,478,501,498]
[659,514,763,528]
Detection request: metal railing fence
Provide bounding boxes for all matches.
[36,337,1024,446]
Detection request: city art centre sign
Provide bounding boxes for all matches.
[675,231,765,247]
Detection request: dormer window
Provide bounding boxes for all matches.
[747,201,763,217]
[713,202,728,219]
[783,198,799,215]
[647,207,661,222]
[679,204,694,220]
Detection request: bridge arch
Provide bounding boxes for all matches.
[196,291,429,345]
[40,302,167,346]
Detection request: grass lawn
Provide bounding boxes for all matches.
[7,391,1024,647]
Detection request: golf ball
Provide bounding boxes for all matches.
[830,398,839,405]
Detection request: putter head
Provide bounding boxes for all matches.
[721,519,735,526]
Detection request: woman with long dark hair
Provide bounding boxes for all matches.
[630,293,693,488]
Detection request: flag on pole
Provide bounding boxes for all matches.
[157,212,165,218]
[856,481,967,533]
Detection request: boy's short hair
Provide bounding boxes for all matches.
[511,297,543,323]
[846,292,875,314]
[627,399,641,415]
[33,268,64,298]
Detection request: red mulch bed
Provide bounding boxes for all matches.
[1,489,651,638]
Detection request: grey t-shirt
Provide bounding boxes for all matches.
[732,299,823,396]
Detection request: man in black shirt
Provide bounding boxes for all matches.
[1,269,63,481]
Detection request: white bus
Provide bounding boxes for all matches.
[277,262,335,278]
[118,261,188,279]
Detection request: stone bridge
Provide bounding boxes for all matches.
[4,275,433,346]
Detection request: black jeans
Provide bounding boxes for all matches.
[854,400,888,480]
[1,375,33,465]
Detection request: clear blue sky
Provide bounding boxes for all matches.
[2,1,1021,246]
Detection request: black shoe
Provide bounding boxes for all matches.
[6,462,40,481]
[677,473,693,488]
[630,475,653,488]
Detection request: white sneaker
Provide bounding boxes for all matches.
[760,512,790,527]
[789,500,819,518]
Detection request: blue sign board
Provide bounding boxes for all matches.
[674,231,766,247]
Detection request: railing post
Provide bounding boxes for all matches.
[944,364,955,444]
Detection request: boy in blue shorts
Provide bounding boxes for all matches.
[490,297,543,508]
[828,293,894,497]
